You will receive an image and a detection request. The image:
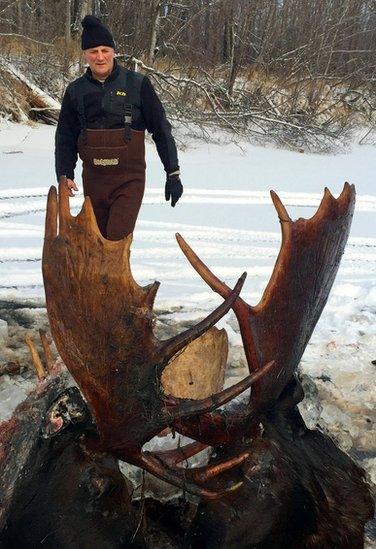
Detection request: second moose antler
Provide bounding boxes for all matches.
[42,183,272,499]
[174,184,372,548]
[174,183,356,444]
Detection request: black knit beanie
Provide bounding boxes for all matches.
[81,15,115,50]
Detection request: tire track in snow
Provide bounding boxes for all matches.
[1,187,376,218]
[1,190,376,296]
[1,229,376,295]
[1,240,376,263]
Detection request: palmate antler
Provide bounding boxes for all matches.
[175,183,355,445]
[42,183,272,499]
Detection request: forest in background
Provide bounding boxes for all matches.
[1,0,376,150]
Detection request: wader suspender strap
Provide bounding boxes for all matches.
[121,68,132,143]
[124,103,132,143]
[77,93,87,144]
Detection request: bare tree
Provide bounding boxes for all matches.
[148,0,162,66]
[72,0,92,36]
[1,0,376,149]
[65,0,71,47]
[92,0,101,17]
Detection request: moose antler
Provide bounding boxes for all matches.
[175,183,355,444]
[42,183,272,499]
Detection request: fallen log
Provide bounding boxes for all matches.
[0,58,60,124]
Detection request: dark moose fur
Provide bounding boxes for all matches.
[0,370,143,548]
[187,379,374,548]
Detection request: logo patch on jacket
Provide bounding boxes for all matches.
[116,90,126,96]
[93,158,119,166]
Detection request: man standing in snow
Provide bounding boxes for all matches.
[55,15,183,240]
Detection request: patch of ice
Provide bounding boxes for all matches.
[0,375,35,422]
[333,284,366,299]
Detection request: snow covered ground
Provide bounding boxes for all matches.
[1,120,375,306]
[0,121,375,536]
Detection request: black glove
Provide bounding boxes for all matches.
[165,174,183,207]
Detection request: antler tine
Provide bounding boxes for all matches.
[343,181,355,197]
[176,232,228,294]
[340,182,355,212]
[145,281,160,309]
[75,195,103,237]
[186,450,250,484]
[270,190,292,240]
[158,272,247,364]
[317,186,337,218]
[302,183,355,230]
[342,182,356,208]
[176,233,259,373]
[163,361,275,421]
[58,179,73,235]
[152,440,208,466]
[176,233,250,313]
[270,190,291,220]
[45,186,57,240]
[324,186,334,198]
[139,451,243,500]
[148,444,250,485]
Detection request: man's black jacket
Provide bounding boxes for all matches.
[55,60,179,180]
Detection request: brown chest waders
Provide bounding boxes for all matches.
[77,101,146,240]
